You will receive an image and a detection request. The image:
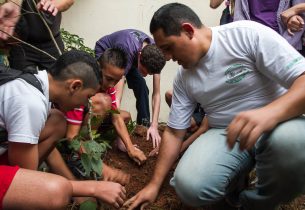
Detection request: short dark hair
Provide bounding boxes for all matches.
[98,48,127,70]
[150,3,203,36]
[140,44,165,74]
[49,50,100,89]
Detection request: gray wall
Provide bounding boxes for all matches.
[62,0,224,123]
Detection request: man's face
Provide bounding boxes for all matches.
[101,63,124,91]
[152,28,198,69]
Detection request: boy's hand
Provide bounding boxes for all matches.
[128,146,147,165]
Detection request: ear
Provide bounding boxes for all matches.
[69,79,83,95]
[181,23,195,39]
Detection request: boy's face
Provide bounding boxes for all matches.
[152,28,198,69]
[56,82,99,112]
[101,63,124,91]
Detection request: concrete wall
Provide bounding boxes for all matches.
[61,1,224,123]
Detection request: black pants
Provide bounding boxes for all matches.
[125,66,150,125]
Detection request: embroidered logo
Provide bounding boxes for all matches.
[225,63,251,84]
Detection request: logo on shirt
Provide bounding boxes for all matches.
[225,63,251,84]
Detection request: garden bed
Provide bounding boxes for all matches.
[101,125,305,210]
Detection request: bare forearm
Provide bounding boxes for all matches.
[70,181,95,197]
[114,78,125,108]
[46,148,77,180]
[151,93,160,127]
[291,3,305,14]
[210,0,224,9]
[150,127,184,188]
[265,74,305,122]
[112,115,134,150]
[53,0,74,12]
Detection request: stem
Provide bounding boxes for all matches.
[0,29,56,60]
[88,99,93,141]
[31,0,62,56]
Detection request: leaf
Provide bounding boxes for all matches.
[79,200,97,210]
[91,158,102,176]
[69,139,81,151]
[81,153,92,177]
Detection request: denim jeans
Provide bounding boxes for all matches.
[125,66,150,125]
[170,117,305,210]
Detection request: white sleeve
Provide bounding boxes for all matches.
[253,24,305,88]
[167,70,197,129]
[4,94,47,144]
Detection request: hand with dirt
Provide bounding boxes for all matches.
[127,146,147,165]
[146,124,161,149]
[102,163,130,186]
[93,181,126,209]
[123,183,159,210]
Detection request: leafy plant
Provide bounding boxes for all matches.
[60,28,94,56]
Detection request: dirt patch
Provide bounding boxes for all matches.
[102,125,305,210]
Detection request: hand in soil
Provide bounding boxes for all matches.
[102,163,130,185]
[128,146,147,165]
[148,146,159,157]
[123,183,159,210]
[94,181,126,208]
[146,125,161,148]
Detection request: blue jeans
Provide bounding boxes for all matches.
[125,67,150,125]
[170,117,305,210]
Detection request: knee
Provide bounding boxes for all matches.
[46,176,72,209]
[172,167,225,207]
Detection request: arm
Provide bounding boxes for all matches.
[52,0,74,12]
[112,113,147,165]
[210,0,225,9]
[180,117,209,153]
[66,124,81,140]
[8,143,39,170]
[114,77,125,108]
[227,73,305,150]
[281,3,305,25]
[124,127,186,209]
[146,74,161,148]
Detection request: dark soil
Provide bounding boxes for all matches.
[102,125,305,210]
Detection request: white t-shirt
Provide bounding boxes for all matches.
[0,70,51,154]
[168,20,305,129]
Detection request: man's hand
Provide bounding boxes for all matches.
[127,146,147,165]
[226,108,278,150]
[146,124,161,148]
[37,0,58,16]
[123,183,159,210]
[93,181,126,209]
[0,2,21,40]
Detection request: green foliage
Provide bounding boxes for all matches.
[79,200,97,210]
[126,120,137,135]
[60,28,94,56]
